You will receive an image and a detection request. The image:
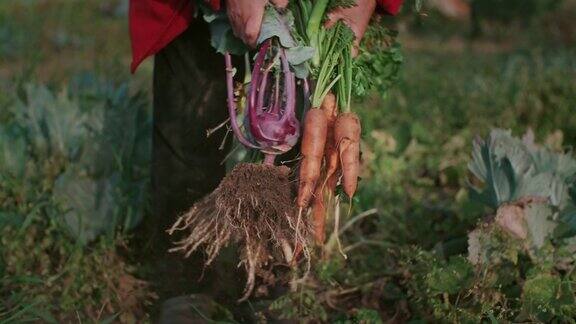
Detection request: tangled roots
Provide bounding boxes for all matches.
[167,163,311,301]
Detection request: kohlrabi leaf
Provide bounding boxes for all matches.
[285,46,315,65]
[201,4,248,55]
[257,6,297,48]
[285,46,314,78]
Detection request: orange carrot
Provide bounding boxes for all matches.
[309,93,338,245]
[297,109,328,207]
[334,112,361,198]
[311,182,326,244]
[321,93,339,193]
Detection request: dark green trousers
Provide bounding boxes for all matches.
[152,21,229,228]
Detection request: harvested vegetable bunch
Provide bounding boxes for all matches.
[168,4,314,301]
[168,0,403,299]
[291,0,358,247]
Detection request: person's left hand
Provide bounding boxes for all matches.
[325,0,377,56]
[226,0,288,48]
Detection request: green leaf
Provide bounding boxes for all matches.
[515,172,567,207]
[285,46,314,78]
[0,123,27,179]
[468,133,516,208]
[200,5,248,55]
[555,204,576,238]
[524,202,556,250]
[11,84,88,160]
[426,256,474,295]
[52,168,118,244]
[257,7,297,48]
[353,25,403,99]
[522,273,562,321]
[285,46,315,65]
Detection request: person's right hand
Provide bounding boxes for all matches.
[226,0,288,48]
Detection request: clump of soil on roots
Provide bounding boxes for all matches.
[168,163,310,301]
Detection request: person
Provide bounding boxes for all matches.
[129,0,403,319]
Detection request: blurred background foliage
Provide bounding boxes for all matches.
[0,0,575,322]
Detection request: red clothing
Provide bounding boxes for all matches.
[129,0,403,72]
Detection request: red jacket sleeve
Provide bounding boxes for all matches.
[377,0,403,15]
[129,0,220,73]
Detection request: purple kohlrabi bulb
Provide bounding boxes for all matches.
[247,40,300,155]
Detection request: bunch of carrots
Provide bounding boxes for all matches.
[296,0,361,245]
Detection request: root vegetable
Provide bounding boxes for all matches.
[312,180,326,244]
[321,92,339,194]
[297,109,328,207]
[334,112,361,198]
[309,92,337,245]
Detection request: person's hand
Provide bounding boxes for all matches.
[226,0,288,48]
[325,0,377,56]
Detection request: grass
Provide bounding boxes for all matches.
[1,0,575,322]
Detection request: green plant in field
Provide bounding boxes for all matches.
[269,289,328,322]
[265,129,576,323]
[469,129,576,210]
[460,129,576,322]
[5,77,151,243]
[0,75,154,322]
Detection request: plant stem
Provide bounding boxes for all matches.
[307,0,330,67]
[263,154,276,165]
[224,52,259,149]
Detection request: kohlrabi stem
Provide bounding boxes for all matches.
[256,67,270,115]
[279,48,296,121]
[307,0,330,67]
[249,40,271,111]
[271,73,280,114]
[263,154,276,165]
[224,52,260,149]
